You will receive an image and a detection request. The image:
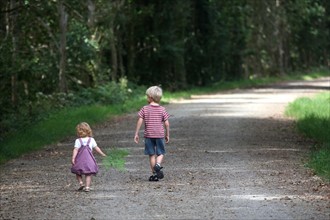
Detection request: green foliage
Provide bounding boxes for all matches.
[0,78,140,140]
[1,0,329,137]
[77,79,131,105]
[285,92,330,180]
[102,148,129,171]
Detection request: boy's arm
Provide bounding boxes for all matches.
[134,117,143,143]
[164,120,170,143]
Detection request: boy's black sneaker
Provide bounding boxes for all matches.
[154,164,163,172]
[154,164,164,179]
[149,174,159,181]
[156,170,164,179]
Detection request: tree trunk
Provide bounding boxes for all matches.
[275,0,285,76]
[109,21,118,81]
[58,0,68,93]
[9,0,18,107]
[108,0,125,82]
[87,0,95,28]
[127,17,135,80]
[118,36,125,78]
[87,0,98,86]
[175,53,187,89]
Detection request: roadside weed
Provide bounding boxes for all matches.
[102,148,129,171]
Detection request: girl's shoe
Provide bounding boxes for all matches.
[84,187,90,192]
[78,182,85,191]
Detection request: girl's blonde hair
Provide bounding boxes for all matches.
[76,122,93,137]
[146,86,163,103]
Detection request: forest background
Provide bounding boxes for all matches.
[0,0,329,161]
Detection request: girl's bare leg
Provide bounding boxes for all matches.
[76,174,83,185]
[76,174,85,190]
[85,175,92,188]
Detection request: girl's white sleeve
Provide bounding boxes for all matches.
[91,138,97,148]
[74,139,81,148]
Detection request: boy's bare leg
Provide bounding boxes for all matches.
[149,155,156,173]
[156,154,164,165]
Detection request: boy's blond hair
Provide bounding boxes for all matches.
[146,86,163,103]
[76,122,93,138]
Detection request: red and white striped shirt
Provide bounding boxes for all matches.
[138,104,170,138]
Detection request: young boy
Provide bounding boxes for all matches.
[134,86,170,181]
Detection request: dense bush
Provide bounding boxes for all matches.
[0,78,143,141]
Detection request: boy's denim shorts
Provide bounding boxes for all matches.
[144,138,166,155]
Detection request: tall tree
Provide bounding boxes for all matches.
[58,0,68,93]
[8,0,19,107]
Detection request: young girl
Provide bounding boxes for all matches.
[71,122,106,192]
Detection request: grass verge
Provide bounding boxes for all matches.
[0,102,142,164]
[285,92,330,181]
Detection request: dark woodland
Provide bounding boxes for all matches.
[1,0,329,138]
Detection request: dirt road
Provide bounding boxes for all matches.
[1,78,329,219]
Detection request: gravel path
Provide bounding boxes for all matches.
[1,77,329,220]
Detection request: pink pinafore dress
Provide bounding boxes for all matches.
[71,138,99,175]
